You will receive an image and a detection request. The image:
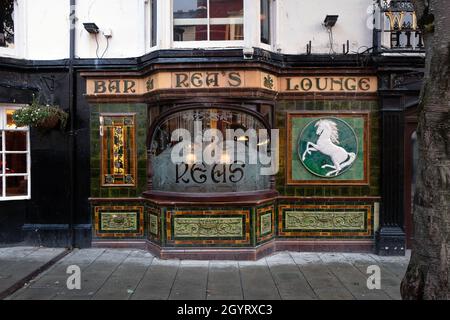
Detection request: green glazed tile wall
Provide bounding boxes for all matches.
[276,100,380,197]
[90,104,148,198]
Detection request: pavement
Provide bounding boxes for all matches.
[0,247,410,300]
[0,246,68,299]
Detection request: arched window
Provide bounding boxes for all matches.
[148,106,273,194]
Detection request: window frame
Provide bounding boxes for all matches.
[0,105,31,201]
[0,0,19,57]
[258,0,275,50]
[172,0,245,48]
[150,0,158,48]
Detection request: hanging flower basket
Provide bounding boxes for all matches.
[12,96,68,131]
[38,114,60,129]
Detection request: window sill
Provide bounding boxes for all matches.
[172,40,245,49]
[0,196,31,202]
[0,48,18,59]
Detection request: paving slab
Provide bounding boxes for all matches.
[131,258,180,300]
[239,260,280,300]
[326,262,391,300]
[92,250,154,300]
[4,248,410,300]
[0,247,67,297]
[314,287,355,300]
[8,287,59,300]
[266,252,316,300]
[8,249,107,300]
[169,260,209,300]
[383,285,402,300]
[52,249,131,299]
[26,249,106,290]
[207,261,242,300]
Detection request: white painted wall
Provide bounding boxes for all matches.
[74,0,146,58]
[1,0,376,60]
[25,0,70,59]
[276,0,375,54]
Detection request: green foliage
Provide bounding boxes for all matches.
[418,5,435,33]
[12,96,68,131]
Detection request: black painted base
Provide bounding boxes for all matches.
[21,224,92,248]
[376,226,406,256]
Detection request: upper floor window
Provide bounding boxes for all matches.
[0,0,15,49]
[173,0,244,42]
[0,106,31,201]
[260,0,271,45]
[150,0,157,47]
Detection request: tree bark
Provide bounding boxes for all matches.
[401,0,450,300]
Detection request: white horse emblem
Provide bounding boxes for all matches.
[301,119,356,177]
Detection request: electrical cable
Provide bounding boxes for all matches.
[94,33,110,59]
[95,33,100,58]
[327,27,336,55]
[100,36,109,59]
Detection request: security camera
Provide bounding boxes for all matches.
[243,47,254,60]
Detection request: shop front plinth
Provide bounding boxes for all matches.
[89,192,277,260]
[144,190,278,260]
[89,194,378,260]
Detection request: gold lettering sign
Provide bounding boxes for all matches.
[85,71,377,95]
[283,76,376,93]
[171,71,242,89]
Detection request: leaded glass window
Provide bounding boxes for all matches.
[150,108,271,193]
[100,114,137,187]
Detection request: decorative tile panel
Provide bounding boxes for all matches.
[174,217,243,238]
[147,206,161,243]
[100,114,137,186]
[256,205,275,243]
[166,209,251,245]
[278,204,372,237]
[260,213,272,235]
[284,211,365,230]
[94,206,144,237]
[101,212,137,231]
[149,213,159,236]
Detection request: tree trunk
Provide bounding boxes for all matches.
[401,0,450,300]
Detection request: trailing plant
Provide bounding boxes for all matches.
[12,96,68,131]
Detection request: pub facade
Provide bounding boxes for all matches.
[0,0,424,258]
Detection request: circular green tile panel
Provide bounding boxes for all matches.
[298,117,358,178]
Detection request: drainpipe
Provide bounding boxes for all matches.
[68,0,76,249]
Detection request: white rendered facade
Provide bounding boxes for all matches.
[1,0,378,60]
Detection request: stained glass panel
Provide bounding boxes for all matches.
[100,114,136,186]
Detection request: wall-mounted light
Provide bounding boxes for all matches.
[243,47,254,60]
[324,15,339,28]
[83,22,99,34]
